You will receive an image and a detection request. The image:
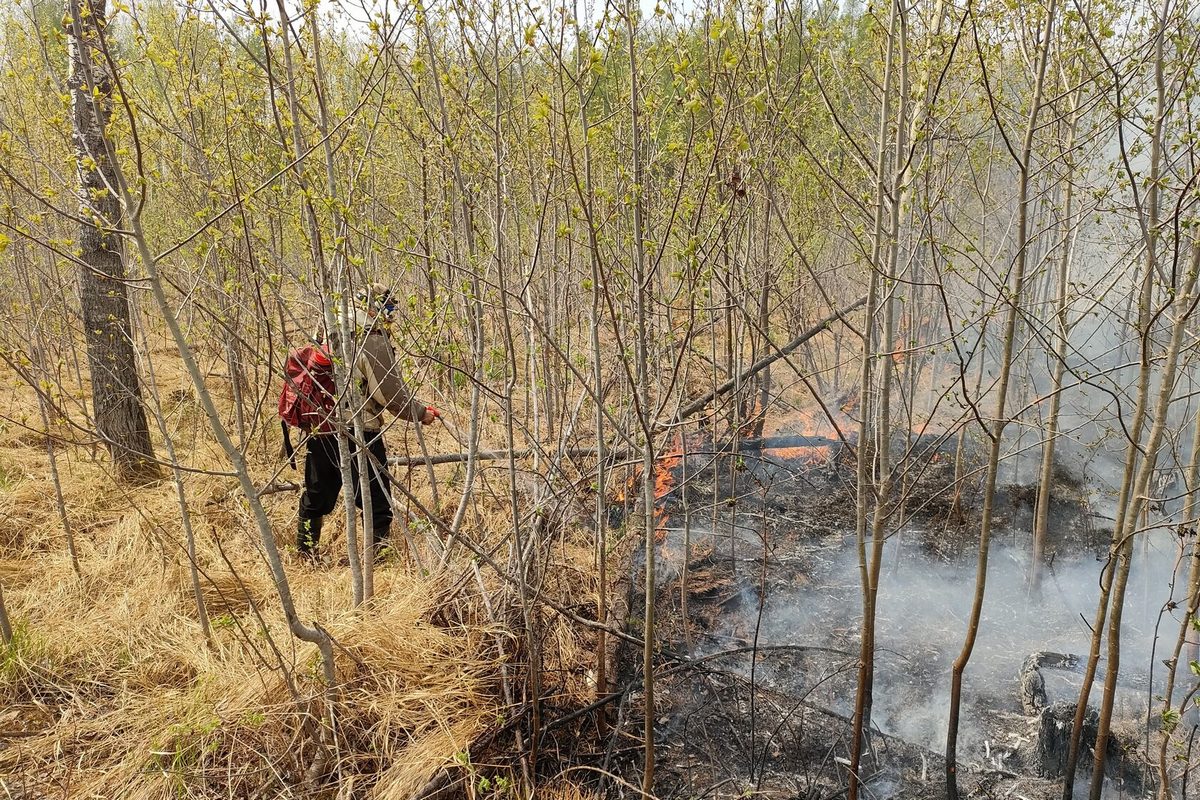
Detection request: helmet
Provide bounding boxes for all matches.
[355,283,397,319]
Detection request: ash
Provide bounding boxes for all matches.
[613,438,1190,800]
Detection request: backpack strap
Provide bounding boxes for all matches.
[281,419,297,470]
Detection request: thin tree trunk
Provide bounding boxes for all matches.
[1063,268,1157,799]
[1089,246,1200,796]
[38,391,80,578]
[0,578,12,645]
[298,2,372,604]
[1031,196,1076,591]
[561,1,611,721]
[1063,0,1171,789]
[1030,99,1080,593]
[137,319,212,643]
[410,12,483,562]
[492,14,540,776]
[1155,376,1200,799]
[947,4,1056,796]
[13,233,82,578]
[849,0,898,793]
[625,0,655,790]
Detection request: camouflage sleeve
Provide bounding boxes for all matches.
[361,336,426,422]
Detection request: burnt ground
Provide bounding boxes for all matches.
[604,435,1154,800]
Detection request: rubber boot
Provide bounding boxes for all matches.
[297,516,322,560]
[372,523,391,561]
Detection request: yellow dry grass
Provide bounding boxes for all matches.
[0,351,599,798]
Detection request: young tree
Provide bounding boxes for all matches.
[947,2,1059,795]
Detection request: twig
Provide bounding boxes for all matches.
[669,295,867,424]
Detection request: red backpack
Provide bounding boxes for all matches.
[278,345,336,433]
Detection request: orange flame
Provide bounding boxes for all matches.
[655,453,682,501]
[653,434,684,540]
[609,435,686,540]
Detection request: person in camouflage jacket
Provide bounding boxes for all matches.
[297,284,437,559]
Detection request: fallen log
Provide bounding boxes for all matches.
[382,446,607,467]
[256,447,614,496]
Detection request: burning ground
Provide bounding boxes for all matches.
[605,422,1189,800]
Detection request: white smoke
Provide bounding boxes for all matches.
[671,520,1191,755]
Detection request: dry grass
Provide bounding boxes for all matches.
[0,354,599,799]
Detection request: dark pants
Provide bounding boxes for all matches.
[298,431,392,545]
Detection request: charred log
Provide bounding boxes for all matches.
[1037,701,1096,779]
[1019,651,1081,715]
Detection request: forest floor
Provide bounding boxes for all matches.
[0,357,600,799]
[0,350,1158,800]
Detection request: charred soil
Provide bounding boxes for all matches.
[604,436,1146,800]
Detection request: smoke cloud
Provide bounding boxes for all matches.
[674,521,1190,757]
